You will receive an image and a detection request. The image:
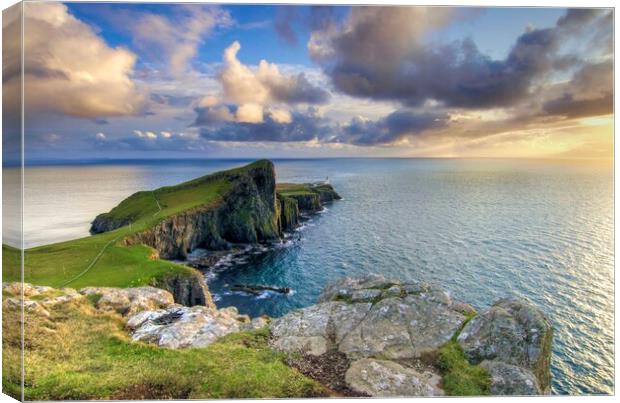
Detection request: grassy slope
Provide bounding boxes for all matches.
[1,294,327,400]
[2,161,275,289]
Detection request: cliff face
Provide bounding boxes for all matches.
[276,183,341,232]
[123,161,281,259]
[151,269,215,309]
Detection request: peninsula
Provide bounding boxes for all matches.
[2,160,553,399]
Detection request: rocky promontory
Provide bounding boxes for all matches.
[90,160,340,260]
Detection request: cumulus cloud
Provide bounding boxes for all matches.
[220,41,330,106]
[309,7,612,111]
[16,2,146,119]
[130,5,232,77]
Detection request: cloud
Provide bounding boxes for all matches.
[130,5,232,77]
[14,2,146,119]
[220,41,330,106]
[309,7,612,110]
[336,110,449,145]
[95,132,106,140]
[274,7,299,45]
[199,108,330,142]
[236,103,264,123]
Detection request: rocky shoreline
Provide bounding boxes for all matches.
[4,274,553,397]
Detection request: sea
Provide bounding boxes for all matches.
[4,158,614,395]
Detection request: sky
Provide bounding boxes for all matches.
[2,2,614,162]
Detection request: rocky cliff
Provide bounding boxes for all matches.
[91,160,341,260]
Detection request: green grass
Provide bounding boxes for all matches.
[276,183,317,197]
[2,161,276,289]
[435,313,490,396]
[2,244,21,282]
[1,294,327,400]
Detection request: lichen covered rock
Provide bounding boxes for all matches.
[457,298,553,392]
[80,286,175,316]
[272,274,467,360]
[127,305,265,349]
[270,275,553,397]
[345,358,443,397]
[480,360,542,395]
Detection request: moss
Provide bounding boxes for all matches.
[436,341,490,396]
[435,313,490,396]
[86,293,103,306]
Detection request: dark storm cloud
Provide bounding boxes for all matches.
[194,103,447,146]
[199,108,330,142]
[336,110,449,146]
[311,7,612,110]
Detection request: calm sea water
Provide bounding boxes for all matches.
[10,158,614,395]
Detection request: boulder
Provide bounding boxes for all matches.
[457,298,553,392]
[345,358,443,397]
[271,275,467,360]
[127,305,255,349]
[480,361,541,395]
[270,302,335,356]
[80,286,175,316]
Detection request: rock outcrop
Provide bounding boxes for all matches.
[271,275,468,360]
[276,183,341,232]
[127,305,268,349]
[151,269,215,309]
[269,275,553,397]
[80,286,175,316]
[457,298,553,394]
[345,358,443,397]
[3,282,269,350]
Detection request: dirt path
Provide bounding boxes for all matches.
[59,236,120,288]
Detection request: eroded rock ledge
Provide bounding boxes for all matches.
[269,275,553,397]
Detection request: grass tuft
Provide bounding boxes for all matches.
[435,313,490,396]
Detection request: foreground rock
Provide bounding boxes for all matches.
[457,299,553,394]
[345,358,443,397]
[80,286,175,316]
[3,282,269,350]
[270,275,553,397]
[271,275,469,360]
[127,305,268,348]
